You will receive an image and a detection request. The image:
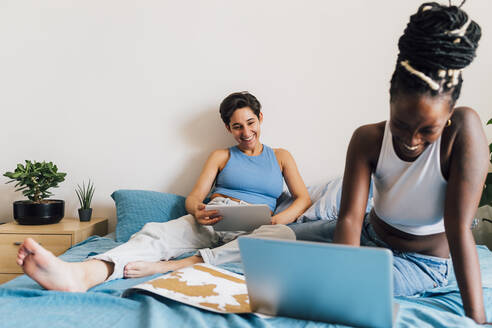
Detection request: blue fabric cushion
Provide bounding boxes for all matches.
[276,176,373,222]
[112,190,188,242]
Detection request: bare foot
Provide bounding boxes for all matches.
[17,238,90,292]
[123,261,173,278]
[124,255,204,278]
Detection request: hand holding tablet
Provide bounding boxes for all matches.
[194,204,223,226]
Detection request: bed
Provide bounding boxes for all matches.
[1,188,491,328]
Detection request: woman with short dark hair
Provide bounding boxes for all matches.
[17,91,311,293]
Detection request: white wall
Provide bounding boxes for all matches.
[1,1,491,231]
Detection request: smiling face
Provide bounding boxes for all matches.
[226,107,263,152]
[389,93,453,160]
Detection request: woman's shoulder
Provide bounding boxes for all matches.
[443,107,484,147]
[209,148,230,157]
[273,147,289,155]
[441,106,488,172]
[273,148,294,161]
[207,148,231,166]
[442,106,489,184]
[353,121,385,138]
[351,121,386,150]
[349,121,386,167]
[450,106,484,129]
[272,148,296,170]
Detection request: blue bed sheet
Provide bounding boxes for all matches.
[1,235,491,328]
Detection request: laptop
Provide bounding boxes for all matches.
[205,204,271,231]
[238,236,398,328]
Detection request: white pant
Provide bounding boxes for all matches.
[90,197,295,281]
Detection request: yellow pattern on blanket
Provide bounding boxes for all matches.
[131,263,251,313]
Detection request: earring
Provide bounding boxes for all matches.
[447,119,452,127]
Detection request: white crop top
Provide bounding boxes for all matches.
[372,121,447,235]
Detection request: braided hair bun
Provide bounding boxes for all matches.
[390,1,481,103]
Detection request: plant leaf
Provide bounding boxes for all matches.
[4,160,66,201]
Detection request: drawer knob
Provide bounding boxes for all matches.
[13,242,42,246]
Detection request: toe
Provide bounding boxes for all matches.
[124,269,136,278]
[123,264,136,277]
[24,238,44,255]
[17,248,26,260]
[17,245,31,266]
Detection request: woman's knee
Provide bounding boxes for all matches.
[252,224,296,240]
[139,215,195,233]
[289,220,336,242]
[137,221,166,236]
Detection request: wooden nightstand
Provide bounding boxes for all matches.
[0,217,108,284]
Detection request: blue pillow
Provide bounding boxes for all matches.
[111,190,188,242]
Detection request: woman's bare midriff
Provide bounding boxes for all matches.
[210,193,243,203]
[209,193,274,215]
[369,209,450,258]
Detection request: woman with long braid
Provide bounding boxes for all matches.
[293,2,489,323]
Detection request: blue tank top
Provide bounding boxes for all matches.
[213,145,283,212]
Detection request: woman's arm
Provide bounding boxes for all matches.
[443,108,489,324]
[333,124,382,246]
[185,149,228,225]
[271,149,311,225]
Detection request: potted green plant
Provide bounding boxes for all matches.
[473,118,492,249]
[3,160,67,225]
[479,118,492,208]
[76,180,95,222]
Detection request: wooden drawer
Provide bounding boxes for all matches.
[0,234,71,274]
[0,273,21,284]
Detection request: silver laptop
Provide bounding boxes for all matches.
[238,236,398,328]
[205,204,271,231]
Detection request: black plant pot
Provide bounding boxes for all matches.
[78,208,92,222]
[13,200,65,225]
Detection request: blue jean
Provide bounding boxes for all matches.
[289,216,451,296]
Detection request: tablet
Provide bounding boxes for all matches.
[205,204,271,231]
